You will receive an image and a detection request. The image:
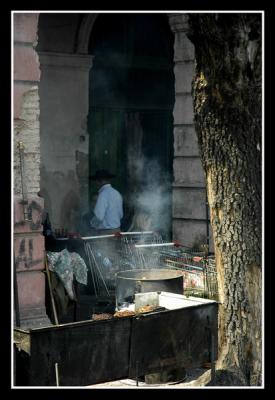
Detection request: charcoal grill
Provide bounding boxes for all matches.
[14,292,218,386]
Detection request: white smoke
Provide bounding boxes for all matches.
[128,156,172,238]
[124,112,172,238]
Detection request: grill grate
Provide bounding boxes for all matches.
[81,232,219,300]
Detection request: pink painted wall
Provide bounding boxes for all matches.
[13,13,50,327]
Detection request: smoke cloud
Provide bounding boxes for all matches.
[127,156,172,239]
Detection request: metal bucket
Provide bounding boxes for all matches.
[115,269,183,308]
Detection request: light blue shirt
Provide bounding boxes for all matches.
[90,184,123,229]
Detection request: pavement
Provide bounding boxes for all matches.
[87,368,212,388]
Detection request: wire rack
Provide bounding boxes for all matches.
[119,231,163,270]
[81,232,218,300]
[158,247,205,296]
[160,249,219,300]
[83,235,123,296]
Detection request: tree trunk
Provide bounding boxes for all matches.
[187,14,262,386]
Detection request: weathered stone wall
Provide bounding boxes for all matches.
[14,196,49,327]
[13,12,50,328]
[38,52,93,232]
[168,14,213,251]
[14,88,40,195]
[14,13,41,195]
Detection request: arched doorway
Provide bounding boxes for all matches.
[88,13,175,238]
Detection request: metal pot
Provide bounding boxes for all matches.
[115,269,183,308]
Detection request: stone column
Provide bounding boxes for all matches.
[168,14,213,251]
[38,52,93,231]
[13,13,51,328]
[14,196,51,327]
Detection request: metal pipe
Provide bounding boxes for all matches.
[55,363,60,386]
[120,231,153,235]
[135,242,175,248]
[13,255,20,327]
[56,231,154,240]
[82,234,116,240]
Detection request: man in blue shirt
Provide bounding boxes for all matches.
[89,169,123,233]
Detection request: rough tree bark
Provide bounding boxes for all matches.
[187,14,262,386]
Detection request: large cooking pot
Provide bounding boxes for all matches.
[115,269,183,308]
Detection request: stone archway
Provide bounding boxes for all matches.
[36,12,212,248]
[13,11,213,329]
[37,14,94,231]
[75,14,98,54]
[86,13,175,237]
[78,12,213,248]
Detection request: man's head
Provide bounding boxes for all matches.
[89,169,115,188]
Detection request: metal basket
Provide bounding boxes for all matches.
[82,232,219,301]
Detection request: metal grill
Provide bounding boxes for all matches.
[82,232,163,296]
[83,234,122,296]
[158,247,205,296]
[81,232,218,300]
[124,241,218,300]
[119,231,163,270]
[159,248,218,300]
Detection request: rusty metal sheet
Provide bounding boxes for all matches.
[16,317,132,386]
[128,303,218,378]
[15,300,218,386]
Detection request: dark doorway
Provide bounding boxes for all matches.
[88,13,175,238]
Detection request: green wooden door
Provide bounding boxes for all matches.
[88,108,126,201]
[88,108,173,237]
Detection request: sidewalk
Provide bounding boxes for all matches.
[87,368,212,388]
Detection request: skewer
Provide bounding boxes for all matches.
[84,242,99,297]
[86,242,110,296]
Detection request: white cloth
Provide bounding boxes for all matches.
[90,184,123,229]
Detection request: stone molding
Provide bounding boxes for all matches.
[167,13,189,33]
[76,14,98,54]
[38,51,94,69]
